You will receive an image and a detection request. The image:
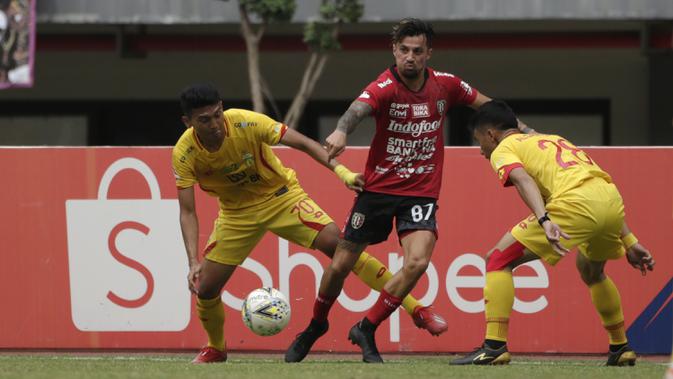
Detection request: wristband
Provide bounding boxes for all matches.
[621,233,638,249]
[537,212,551,226]
[334,164,358,186]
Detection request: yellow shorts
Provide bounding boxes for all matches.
[204,184,334,265]
[511,178,626,266]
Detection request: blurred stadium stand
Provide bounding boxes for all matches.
[0,0,671,146]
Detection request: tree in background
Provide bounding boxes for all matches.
[238,0,295,116]
[238,0,363,129]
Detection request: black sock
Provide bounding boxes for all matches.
[485,339,506,350]
[609,343,627,352]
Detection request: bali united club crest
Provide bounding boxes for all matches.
[351,212,365,229]
[437,100,446,115]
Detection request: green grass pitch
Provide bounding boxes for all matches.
[0,353,667,379]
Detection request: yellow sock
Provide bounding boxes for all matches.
[352,251,421,315]
[484,271,514,342]
[590,277,627,345]
[196,296,226,351]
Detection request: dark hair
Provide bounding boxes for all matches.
[179,83,221,117]
[468,100,518,132]
[391,18,434,48]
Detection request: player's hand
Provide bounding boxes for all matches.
[517,119,537,134]
[334,164,364,192]
[187,261,203,295]
[542,221,570,256]
[626,243,655,276]
[347,173,365,192]
[325,130,347,159]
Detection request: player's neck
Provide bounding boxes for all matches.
[497,129,520,143]
[395,66,426,91]
[196,131,224,153]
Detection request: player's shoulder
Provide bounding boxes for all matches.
[428,67,457,80]
[367,67,397,91]
[172,128,197,163]
[224,108,258,122]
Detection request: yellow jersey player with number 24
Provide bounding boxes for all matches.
[451,100,655,367]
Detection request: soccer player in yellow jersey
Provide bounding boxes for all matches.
[451,100,656,366]
[173,84,447,364]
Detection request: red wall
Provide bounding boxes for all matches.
[0,147,670,353]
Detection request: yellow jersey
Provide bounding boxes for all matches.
[172,108,297,210]
[490,133,612,202]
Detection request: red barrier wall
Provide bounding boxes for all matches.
[0,147,670,353]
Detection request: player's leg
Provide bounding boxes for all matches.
[192,214,266,364]
[576,253,635,366]
[346,229,436,363]
[576,183,636,366]
[312,222,444,335]
[285,190,394,362]
[349,196,442,363]
[285,237,367,363]
[192,259,237,363]
[451,231,538,365]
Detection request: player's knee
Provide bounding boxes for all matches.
[197,279,223,299]
[403,256,429,278]
[486,241,525,272]
[576,254,606,285]
[328,260,352,278]
[578,265,605,286]
[313,223,340,258]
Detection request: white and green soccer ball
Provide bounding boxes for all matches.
[241,287,291,336]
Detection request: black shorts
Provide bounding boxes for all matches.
[343,190,438,245]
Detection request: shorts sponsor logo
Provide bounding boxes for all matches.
[387,119,440,137]
[412,103,430,118]
[377,78,393,89]
[351,212,365,229]
[359,91,371,99]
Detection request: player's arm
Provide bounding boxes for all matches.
[469,92,535,134]
[621,222,655,275]
[325,100,373,159]
[178,186,201,294]
[508,167,570,255]
[280,127,364,192]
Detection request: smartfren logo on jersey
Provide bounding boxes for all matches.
[412,103,430,118]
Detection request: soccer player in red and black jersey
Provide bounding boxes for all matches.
[285,18,530,363]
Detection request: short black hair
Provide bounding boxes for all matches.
[468,100,518,133]
[179,83,221,117]
[391,18,434,48]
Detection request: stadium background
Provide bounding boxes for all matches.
[0,0,671,355]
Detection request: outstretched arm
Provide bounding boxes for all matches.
[178,186,201,294]
[621,222,655,275]
[508,167,570,255]
[325,101,373,159]
[280,127,364,192]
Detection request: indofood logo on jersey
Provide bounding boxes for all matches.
[387,119,441,137]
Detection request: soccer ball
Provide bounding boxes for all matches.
[241,287,291,336]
